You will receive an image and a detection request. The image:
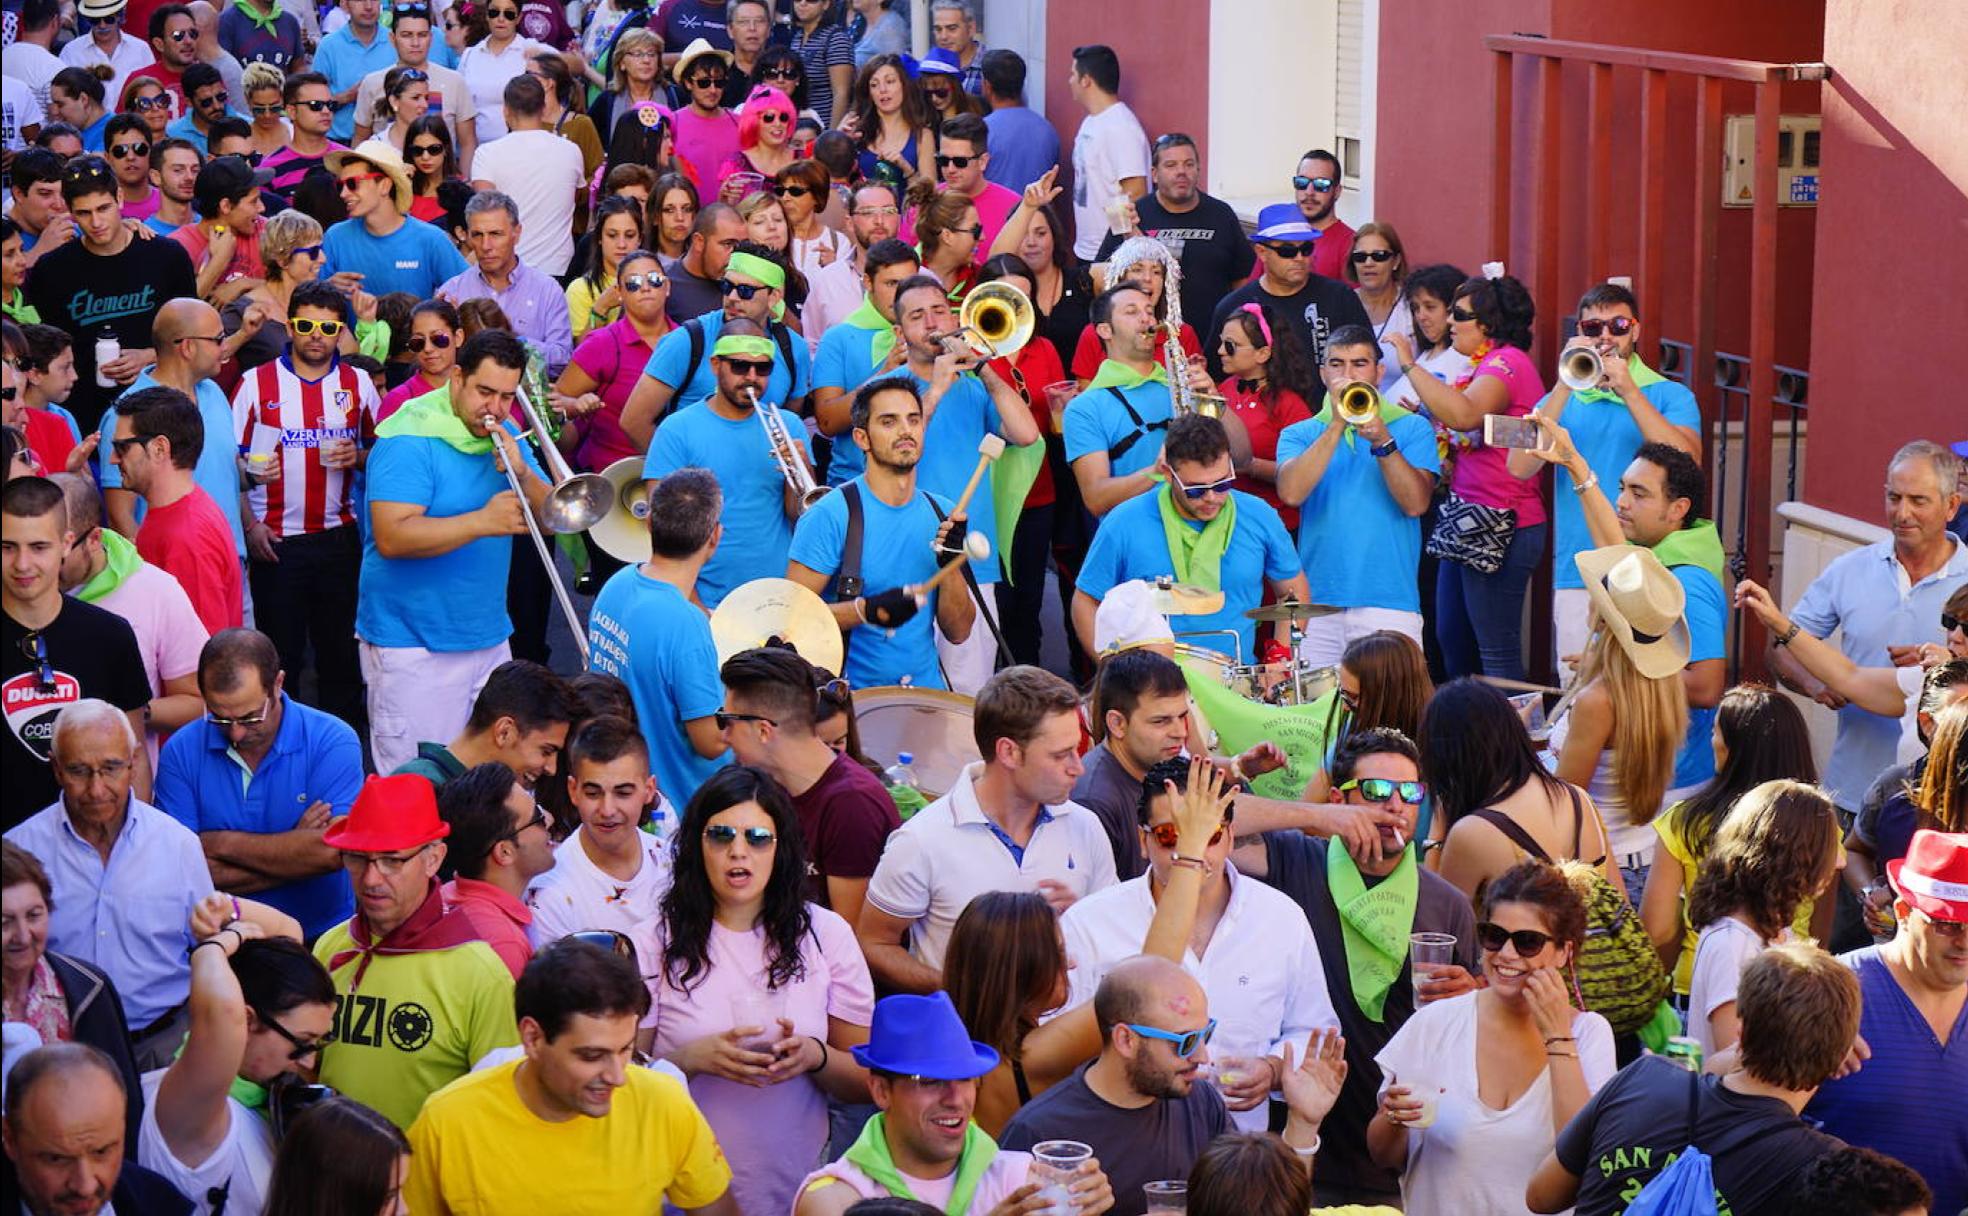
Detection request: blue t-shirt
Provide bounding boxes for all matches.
[164,110,246,155]
[641,313,812,415]
[1077,488,1301,662]
[983,106,1063,194]
[812,321,883,487]
[788,478,951,690]
[321,216,468,302]
[98,371,248,557]
[355,424,544,652]
[153,694,360,940]
[1546,380,1700,589]
[641,401,810,608]
[586,568,726,806]
[313,23,397,141]
[1669,561,1727,790]
[1063,382,1172,480]
[1276,413,1439,612]
[900,368,1002,585]
[79,112,112,152]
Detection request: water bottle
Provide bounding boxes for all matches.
[94,329,120,388]
[884,752,927,820]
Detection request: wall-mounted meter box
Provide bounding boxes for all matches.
[1723,113,1821,207]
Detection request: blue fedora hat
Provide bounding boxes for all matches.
[1252,203,1318,243]
[919,47,964,77]
[851,992,1001,1080]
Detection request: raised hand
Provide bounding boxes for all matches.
[1168,754,1234,858]
[1023,165,1062,211]
[1280,1029,1348,1127]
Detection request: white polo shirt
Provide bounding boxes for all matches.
[524,824,672,969]
[865,761,1118,975]
[1059,866,1339,1133]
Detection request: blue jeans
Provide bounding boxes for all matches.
[1436,521,1547,681]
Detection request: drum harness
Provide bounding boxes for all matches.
[834,483,1014,677]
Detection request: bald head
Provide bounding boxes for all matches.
[3,1043,128,1216]
[4,1043,126,1123]
[153,298,219,346]
[1092,954,1206,1043]
[50,473,101,535]
[187,1,218,34]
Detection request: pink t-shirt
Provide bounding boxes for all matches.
[673,109,740,197]
[1449,343,1547,526]
[121,187,163,223]
[97,558,209,764]
[567,315,663,472]
[377,372,443,422]
[649,906,874,1216]
[800,1149,1036,1211]
[899,180,1022,266]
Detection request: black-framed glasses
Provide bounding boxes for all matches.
[704,824,777,848]
[721,357,773,375]
[771,184,810,198]
[718,278,767,300]
[621,271,666,292]
[690,73,728,88]
[109,140,151,158]
[20,630,56,693]
[714,710,775,730]
[250,102,285,116]
[1123,1017,1216,1057]
[291,317,345,337]
[935,154,976,169]
[1338,777,1426,806]
[758,111,791,124]
[405,331,453,352]
[177,333,224,347]
[339,843,433,876]
[1943,613,1962,634]
[1292,174,1336,192]
[760,65,800,79]
[485,5,519,17]
[1576,316,1637,338]
[1170,470,1235,500]
[291,98,335,112]
[1261,241,1314,259]
[409,141,446,156]
[258,1007,336,1061]
[207,696,273,729]
[1475,921,1555,957]
[495,804,550,849]
[108,434,150,456]
[1449,305,1478,323]
[1350,248,1395,264]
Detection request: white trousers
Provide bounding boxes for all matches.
[936,604,998,697]
[360,639,511,774]
[1296,607,1425,670]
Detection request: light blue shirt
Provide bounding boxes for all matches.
[1671,562,1728,791]
[154,693,361,941]
[1077,488,1302,662]
[1276,412,1440,612]
[5,796,215,1027]
[313,22,396,141]
[641,400,810,608]
[642,312,812,415]
[586,569,726,804]
[983,106,1063,194]
[788,478,952,690]
[163,108,247,155]
[811,321,882,486]
[321,215,468,302]
[1063,381,1173,480]
[900,368,1003,585]
[1545,380,1700,589]
[97,370,248,557]
[355,421,545,652]
[1789,537,1968,807]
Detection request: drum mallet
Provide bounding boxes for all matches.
[913,533,992,602]
[950,434,1008,518]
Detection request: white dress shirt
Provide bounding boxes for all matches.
[58,33,156,110]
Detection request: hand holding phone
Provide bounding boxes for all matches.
[1482,414,1546,450]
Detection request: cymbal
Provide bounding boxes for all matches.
[710,578,844,675]
[586,457,653,564]
[1148,580,1226,616]
[1243,599,1343,624]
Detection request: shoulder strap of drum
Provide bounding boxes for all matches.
[1104,384,1168,464]
[921,491,1013,669]
[837,481,865,601]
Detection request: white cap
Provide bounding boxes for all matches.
[1093,581,1174,655]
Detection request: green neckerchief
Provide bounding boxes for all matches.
[843,1112,998,1216]
[844,293,898,365]
[230,0,283,37]
[1085,358,1168,392]
[2,287,39,325]
[374,385,492,455]
[355,317,390,364]
[1570,354,1667,404]
[1312,394,1415,450]
[1325,842,1421,1022]
[1156,483,1235,593]
[75,528,143,603]
[1651,518,1727,587]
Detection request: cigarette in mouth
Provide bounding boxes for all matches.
[1391,827,1406,850]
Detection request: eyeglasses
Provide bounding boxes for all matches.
[1576,316,1636,338]
[1338,777,1426,806]
[1123,1017,1217,1058]
[206,696,273,728]
[340,843,432,876]
[1475,921,1555,957]
[250,102,285,116]
[620,48,658,60]
[1449,305,1478,323]
[621,271,666,292]
[1170,470,1235,500]
[1943,613,1963,633]
[853,205,900,218]
[290,243,323,260]
[1292,174,1337,192]
[410,141,446,157]
[290,317,345,336]
[129,94,170,112]
[956,223,985,240]
[168,27,200,41]
[291,98,335,112]
[405,331,452,352]
[1145,818,1230,850]
[935,154,976,169]
[258,1007,336,1062]
[109,140,150,158]
[496,804,550,848]
[1350,248,1395,264]
[719,278,767,300]
[177,333,224,346]
[195,90,230,109]
[771,184,810,199]
[59,759,133,783]
[336,173,386,194]
[704,824,777,848]
[1261,241,1314,259]
[715,710,776,730]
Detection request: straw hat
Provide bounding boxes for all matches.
[1575,544,1690,679]
[325,140,416,215]
[670,37,733,85]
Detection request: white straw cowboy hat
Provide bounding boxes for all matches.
[1575,543,1690,680]
[671,37,733,85]
[325,140,416,215]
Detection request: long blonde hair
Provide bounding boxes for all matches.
[1576,626,1687,825]
[1910,701,1967,833]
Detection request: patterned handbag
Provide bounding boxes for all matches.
[1425,491,1517,575]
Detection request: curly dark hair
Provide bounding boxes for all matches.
[1220,301,1321,409]
[659,765,813,995]
[1484,859,1588,954]
[1791,1145,1932,1216]
[1453,273,1536,351]
[1687,779,1841,939]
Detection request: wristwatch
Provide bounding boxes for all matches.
[1370,439,1399,459]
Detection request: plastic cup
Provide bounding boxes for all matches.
[1410,932,1457,1001]
[1410,1086,1440,1128]
[1144,1180,1187,1212]
[1104,188,1135,235]
[1043,380,1079,433]
[1031,1140,1092,1216]
[730,992,782,1053]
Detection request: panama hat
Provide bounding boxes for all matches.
[77,0,128,21]
[671,37,733,85]
[1575,543,1690,680]
[325,140,416,215]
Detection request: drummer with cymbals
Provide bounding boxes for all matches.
[787,377,977,691]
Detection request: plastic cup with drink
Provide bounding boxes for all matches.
[730,992,784,1055]
[1143,1180,1186,1212]
[1410,932,1456,1002]
[1042,380,1079,434]
[1030,1140,1092,1216]
[246,422,281,483]
[1104,183,1136,235]
[1385,1072,1443,1129]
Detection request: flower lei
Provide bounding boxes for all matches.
[1432,338,1494,473]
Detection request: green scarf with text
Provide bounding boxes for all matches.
[1325,842,1420,1022]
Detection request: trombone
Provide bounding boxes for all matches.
[1560,345,1605,392]
[1333,379,1381,426]
[484,386,614,665]
[945,281,1034,360]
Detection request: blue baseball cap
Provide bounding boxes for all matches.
[1252,203,1318,243]
[850,992,1000,1080]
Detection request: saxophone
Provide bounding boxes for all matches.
[1150,243,1225,419]
[748,387,829,513]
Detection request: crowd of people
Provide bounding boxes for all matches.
[4,0,1967,1214]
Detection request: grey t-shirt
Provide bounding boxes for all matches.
[1071,743,1148,882]
[999,1064,1229,1216]
[662,256,724,326]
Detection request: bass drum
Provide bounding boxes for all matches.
[850,686,980,800]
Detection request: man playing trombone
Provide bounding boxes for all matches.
[358,329,551,774]
[641,320,819,609]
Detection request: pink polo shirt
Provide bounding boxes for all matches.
[442,877,534,981]
[900,180,1022,265]
[567,314,666,472]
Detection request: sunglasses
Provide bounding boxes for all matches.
[621,271,666,292]
[758,111,791,124]
[486,6,518,17]
[1292,174,1337,192]
[410,141,446,157]
[0,385,14,402]
[250,102,285,116]
[1123,1017,1217,1058]
[1475,921,1556,957]
[1449,305,1479,323]
[853,205,900,218]
[336,172,386,194]
[21,630,55,693]
[195,90,230,108]
[567,928,641,966]
[405,331,453,352]
[1262,241,1315,259]
[290,243,323,260]
[108,434,150,455]
[690,74,729,88]
[772,184,811,198]
[1170,471,1236,500]
[290,316,345,336]
[956,223,985,240]
[704,824,777,848]
[1351,248,1395,264]
[720,357,773,376]
[495,805,550,848]
[935,154,976,169]
[291,98,335,112]
[761,66,800,79]
[1145,819,1230,850]
[714,710,775,730]
[1576,316,1637,338]
[1338,777,1426,805]
[259,1007,336,1062]
[1943,613,1963,633]
[109,140,150,158]
[167,26,200,41]
[719,278,767,300]
[129,94,170,111]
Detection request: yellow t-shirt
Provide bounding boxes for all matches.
[405,1059,733,1215]
[1654,802,1822,995]
[565,274,619,342]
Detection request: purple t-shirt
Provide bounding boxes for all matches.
[1451,343,1547,525]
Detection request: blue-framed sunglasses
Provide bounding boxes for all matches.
[1123,1017,1217,1058]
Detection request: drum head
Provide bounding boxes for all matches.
[851,686,980,800]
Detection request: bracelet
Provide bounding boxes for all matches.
[806,1036,828,1075]
[1543,1035,1575,1045]
[1570,471,1599,495]
[190,939,227,956]
[1291,1135,1321,1158]
[1170,854,1212,876]
[1226,759,1245,786]
[1547,1050,1578,1060]
[1774,621,1802,647]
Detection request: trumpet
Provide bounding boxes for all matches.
[748,386,828,512]
[1560,345,1606,392]
[946,281,1034,360]
[1334,380,1381,426]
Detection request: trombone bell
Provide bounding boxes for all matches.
[1335,380,1380,427]
[957,282,1034,359]
[588,457,656,564]
[1560,346,1605,392]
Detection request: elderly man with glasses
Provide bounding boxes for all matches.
[311,772,521,1128]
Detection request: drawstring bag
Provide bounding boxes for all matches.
[1624,1071,1718,1216]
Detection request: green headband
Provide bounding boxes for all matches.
[713,333,777,362]
[725,250,785,291]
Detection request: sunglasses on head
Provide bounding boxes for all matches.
[1145,818,1231,850]
[405,331,452,352]
[1577,316,1637,338]
[290,316,345,337]
[1263,241,1314,259]
[1943,612,1963,633]
[935,154,976,169]
[250,102,285,116]
[719,278,767,300]
[704,824,777,848]
[109,140,150,158]
[395,68,429,84]
[410,141,446,157]
[1475,921,1556,957]
[621,271,666,292]
[1338,777,1426,805]
[292,98,335,112]
[1123,1017,1217,1058]
[1292,174,1336,192]
[1351,248,1395,264]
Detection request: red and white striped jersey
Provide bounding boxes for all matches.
[231,357,382,539]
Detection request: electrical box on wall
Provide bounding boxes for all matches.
[1722,113,1821,208]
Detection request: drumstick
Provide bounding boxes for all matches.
[950,434,1007,519]
[913,533,992,600]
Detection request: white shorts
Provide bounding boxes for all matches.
[1296,607,1425,670]
[936,612,996,697]
[360,639,511,774]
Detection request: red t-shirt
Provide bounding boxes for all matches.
[1222,378,1313,531]
[1070,320,1202,382]
[22,410,77,476]
[788,753,900,911]
[988,338,1068,509]
[135,486,243,634]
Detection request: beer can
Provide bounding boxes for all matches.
[1663,1036,1704,1073]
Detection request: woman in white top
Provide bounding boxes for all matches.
[456,0,544,144]
[140,894,333,1216]
[775,160,857,343]
[1685,779,1843,1059]
[1345,221,1414,388]
[368,65,431,154]
[1372,860,1617,1216]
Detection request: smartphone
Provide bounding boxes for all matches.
[1483,414,1545,450]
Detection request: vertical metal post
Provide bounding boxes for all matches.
[1690,78,1723,474]
[1490,49,1515,260]
[1740,77,1782,678]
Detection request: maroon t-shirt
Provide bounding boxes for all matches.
[789,753,901,909]
[136,486,242,635]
